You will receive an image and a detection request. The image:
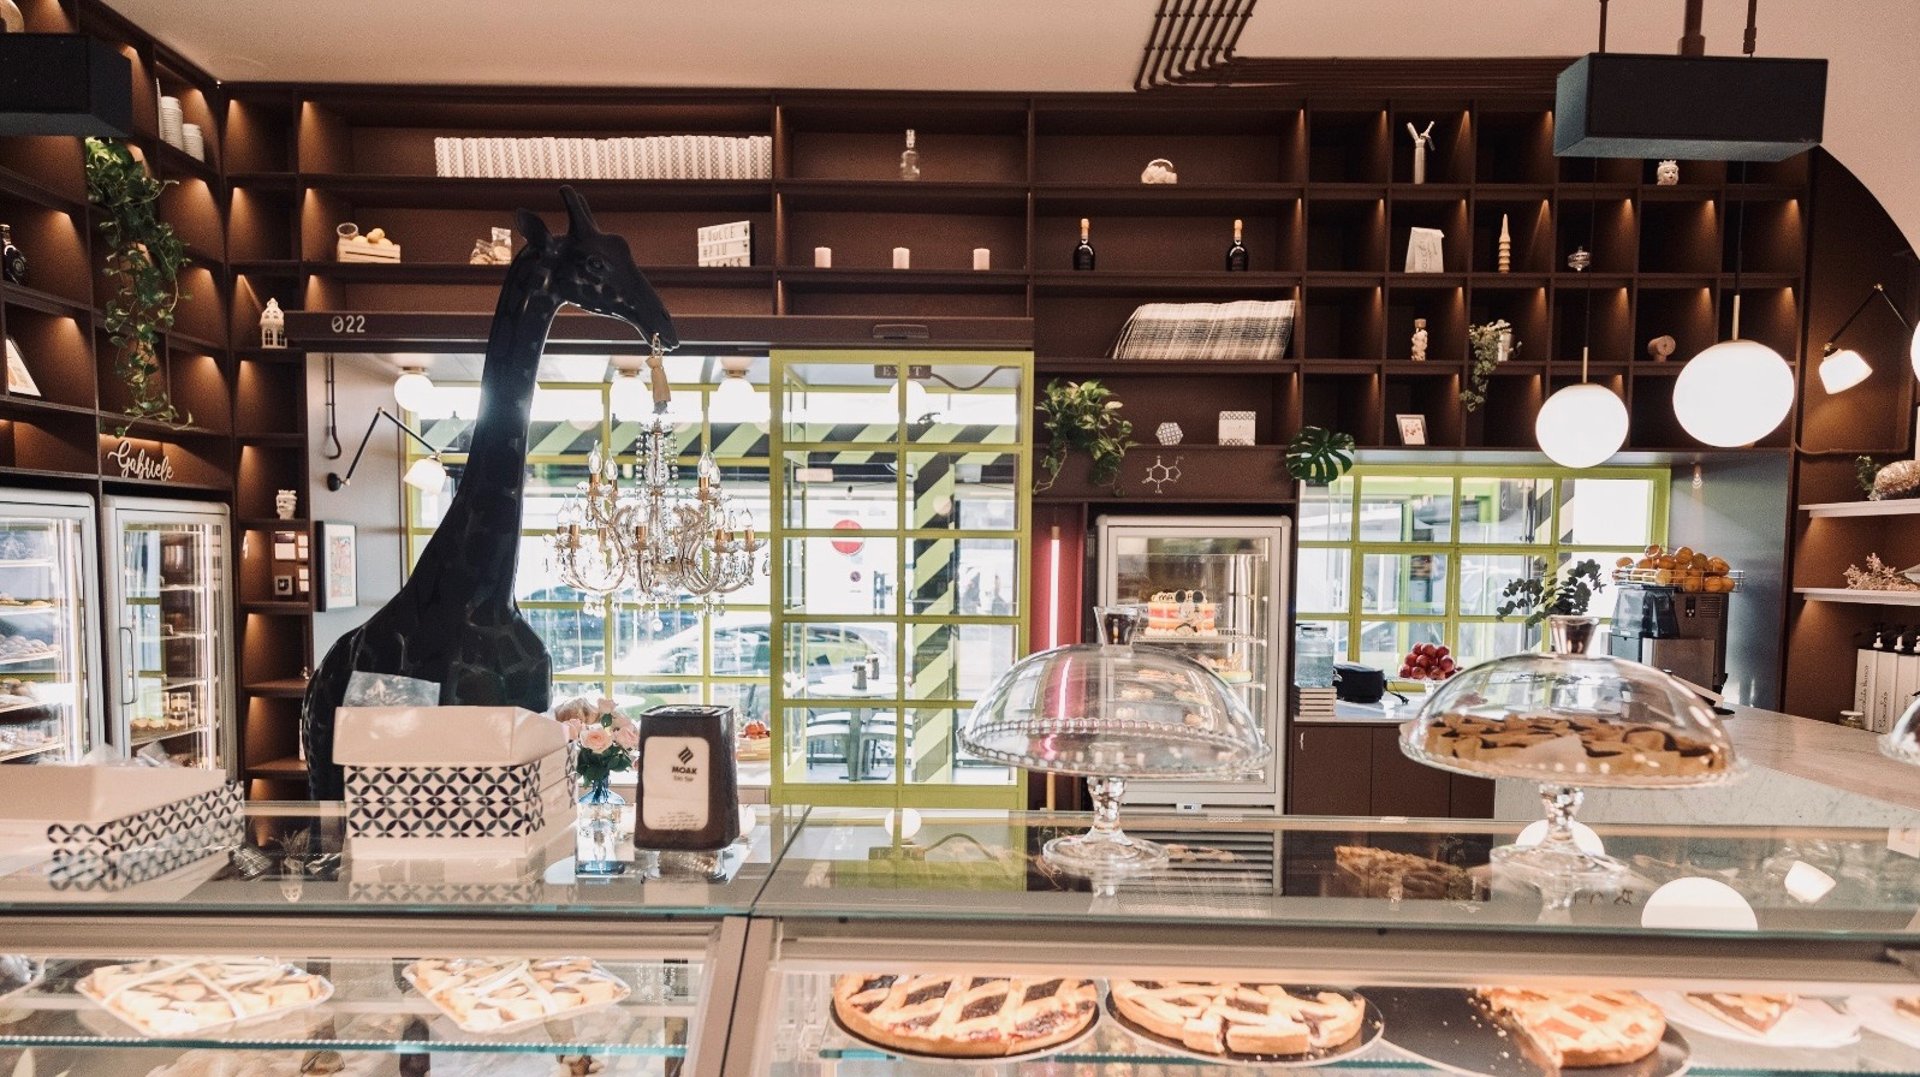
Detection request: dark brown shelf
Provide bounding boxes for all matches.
[241,600,312,615]
[1036,359,1293,375]
[778,179,1027,212]
[1032,182,1304,215]
[240,517,310,530]
[0,164,86,215]
[779,267,1026,293]
[243,679,310,699]
[311,261,773,288]
[0,281,94,319]
[300,174,772,211]
[236,432,305,446]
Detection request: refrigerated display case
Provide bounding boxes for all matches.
[1096,515,1290,810]
[0,490,100,765]
[102,497,233,773]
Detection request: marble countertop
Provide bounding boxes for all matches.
[1720,704,1919,810]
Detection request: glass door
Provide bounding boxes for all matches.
[0,503,95,764]
[1098,518,1290,808]
[117,513,227,769]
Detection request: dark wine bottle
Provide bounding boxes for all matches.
[1073,217,1095,271]
[0,225,24,286]
[1225,217,1248,272]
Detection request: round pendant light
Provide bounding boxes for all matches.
[1673,337,1795,447]
[609,370,651,421]
[1535,382,1629,469]
[710,355,768,424]
[1909,322,1920,381]
[392,367,434,413]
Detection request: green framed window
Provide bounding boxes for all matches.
[769,349,1032,809]
[400,355,774,729]
[1296,465,1669,677]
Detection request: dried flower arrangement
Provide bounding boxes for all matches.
[1843,553,1920,593]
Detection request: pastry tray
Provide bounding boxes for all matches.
[75,958,334,1039]
[402,957,632,1035]
[827,996,1101,1065]
[1369,987,1690,1077]
[1103,985,1384,1067]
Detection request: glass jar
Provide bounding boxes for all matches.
[1295,624,1335,687]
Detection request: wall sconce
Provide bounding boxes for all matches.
[327,407,446,493]
[1819,283,1914,394]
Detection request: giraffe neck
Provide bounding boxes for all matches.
[409,253,561,613]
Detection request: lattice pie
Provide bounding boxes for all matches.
[1423,712,1729,778]
[1334,845,1478,901]
[77,958,331,1036]
[1686,992,1795,1034]
[832,973,1098,1058]
[1110,979,1365,1056]
[405,957,629,1033]
[1475,987,1666,1068]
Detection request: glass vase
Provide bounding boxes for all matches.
[576,776,626,875]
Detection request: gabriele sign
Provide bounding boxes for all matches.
[104,438,175,482]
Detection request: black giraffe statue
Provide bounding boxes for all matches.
[301,187,679,798]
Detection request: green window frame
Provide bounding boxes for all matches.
[1296,464,1669,676]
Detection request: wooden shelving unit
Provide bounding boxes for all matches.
[1794,587,1920,606]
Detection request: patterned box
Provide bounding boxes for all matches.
[1218,411,1257,446]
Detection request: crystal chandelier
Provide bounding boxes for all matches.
[551,336,767,608]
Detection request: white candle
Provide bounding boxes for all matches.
[972,248,991,271]
[813,246,832,268]
[892,247,911,269]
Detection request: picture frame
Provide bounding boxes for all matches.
[272,536,299,561]
[4,336,38,398]
[318,521,358,610]
[273,574,295,597]
[1396,414,1428,446]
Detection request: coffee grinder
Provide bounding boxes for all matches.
[1608,582,1732,694]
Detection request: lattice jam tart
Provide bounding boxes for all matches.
[832,973,1098,1058]
[77,957,331,1036]
[1686,992,1795,1034]
[405,957,629,1033]
[1423,712,1729,778]
[1475,987,1666,1068]
[1111,980,1365,1056]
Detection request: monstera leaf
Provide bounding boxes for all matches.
[1285,426,1356,486]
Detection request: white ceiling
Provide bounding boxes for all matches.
[108,0,1920,248]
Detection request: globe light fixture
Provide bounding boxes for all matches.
[1674,334,1795,447]
[392,366,434,414]
[1536,379,1629,469]
[709,355,768,424]
[608,369,651,422]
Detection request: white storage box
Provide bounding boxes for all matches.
[335,706,563,766]
[0,766,237,863]
[337,237,401,263]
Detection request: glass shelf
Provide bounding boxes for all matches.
[0,956,698,1058]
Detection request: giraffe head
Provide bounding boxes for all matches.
[517,186,680,349]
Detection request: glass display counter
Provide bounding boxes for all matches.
[0,804,1917,1075]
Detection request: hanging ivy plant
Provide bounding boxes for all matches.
[1461,318,1519,413]
[84,137,190,427]
[1285,425,1355,485]
[1036,378,1132,494]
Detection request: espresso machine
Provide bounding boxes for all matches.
[1608,583,1731,693]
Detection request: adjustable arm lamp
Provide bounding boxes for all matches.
[1819,283,1916,394]
[326,407,447,492]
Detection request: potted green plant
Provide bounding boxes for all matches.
[1461,319,1519,413]
[1036,378,1132,494]
[1496,557,1605,653]
[1285,426,1356,486]
[84,137,190,427]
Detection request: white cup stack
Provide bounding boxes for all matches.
[157,96,184,150]
[180,123,204,162]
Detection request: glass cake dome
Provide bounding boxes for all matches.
[1400,647,1743,895]
[960,642,1265,875]
[1883,695,1920,766]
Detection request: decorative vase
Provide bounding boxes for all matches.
[577,775,626,874]
[1547,614,1598,655]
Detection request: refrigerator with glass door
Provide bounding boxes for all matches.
[1096,515,1290,811]
[103,497,233,773]
[0,490,101,765]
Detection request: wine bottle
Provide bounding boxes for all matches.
[0,225,23,286]
[1225,217,1248,272]
[1073,218,1095,271]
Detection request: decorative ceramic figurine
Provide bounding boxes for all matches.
[1411,318,1429,362]
[1140,158,1178,184]
[1497,214,1512,273]
[1657,159,1680,186]
[1406,121,1436,184]
[899,129,920,181]
[1156,421,1183,446]
[259,298,286,349]
[1647,334,1677,362]
[302,187,678,799]
[275,489,298,521]
[1567,246,1592,272]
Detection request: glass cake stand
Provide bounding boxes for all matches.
[1399,649,1743,895]
[1884,695,1920,766]
[959,642,1265,876]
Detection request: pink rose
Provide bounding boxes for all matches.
[611,714,637,735]
[562,718,585,743]
[594,697,618,718]
[613,726,639,750]
[580,726,615,752]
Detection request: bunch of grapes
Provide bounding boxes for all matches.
[1399,642,1456,682]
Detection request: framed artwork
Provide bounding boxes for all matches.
[4,336,38,398]
[1396,414,1428,446]
[318,521,358,610]
[273,574,295,597]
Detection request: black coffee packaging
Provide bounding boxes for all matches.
[633,704,741,851]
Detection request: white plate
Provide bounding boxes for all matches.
[1651,992,1860,1048]
[1847,996,1920,1050]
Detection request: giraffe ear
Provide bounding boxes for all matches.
[517,208,551,249]
[560,185,600,236]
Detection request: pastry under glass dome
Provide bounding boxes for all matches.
[1883,695,1920,766]
[960,642,1265,875]
[1401,647,1743,890]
